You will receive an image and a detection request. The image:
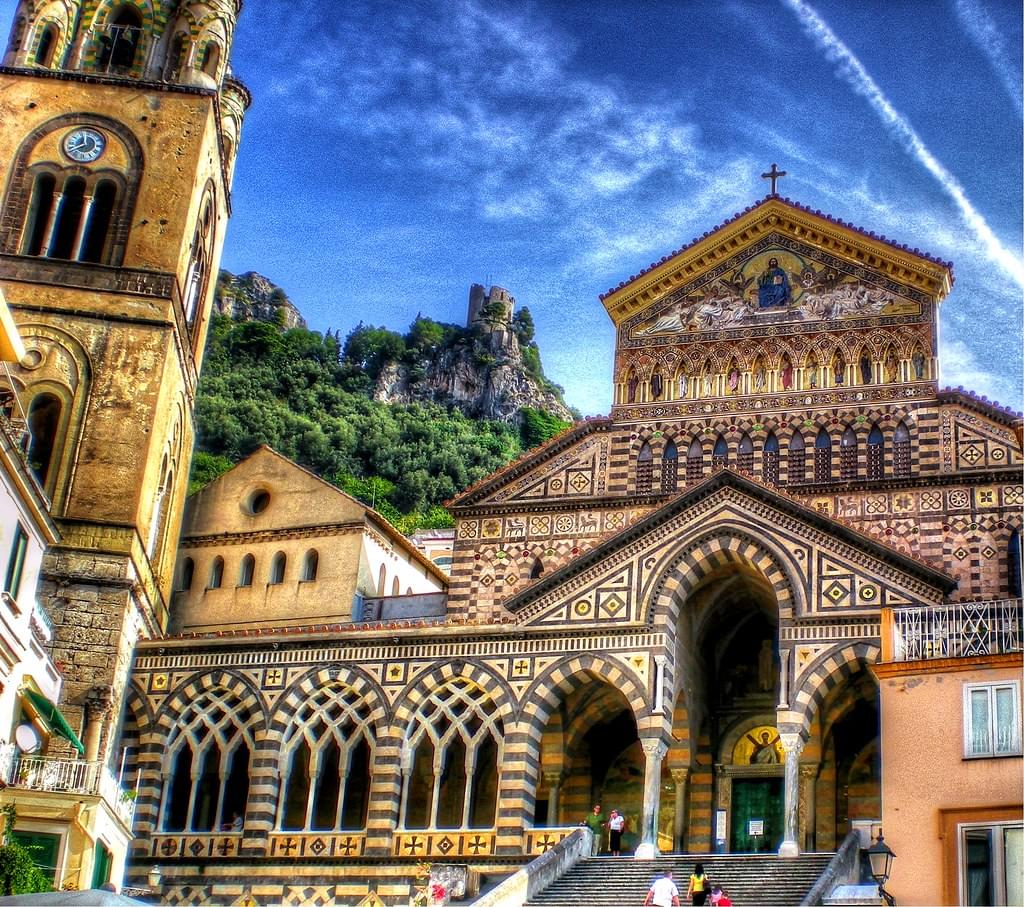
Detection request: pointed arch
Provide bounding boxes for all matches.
[893,420,911,477]
[762,431,780,485]
[867,424,884,479]
[790,643,881,737]
[208,556,224,589]
[661,439,678,493]
[712,434,729,469]
[1008,529,1021,599]
[636,440,653,494]
[737,432,754,474]
[529,557,544,580]
[840,425,858,480]
[649,367,664,401]
[857,345,874,385]
[238,553,255,587]
[814,427,832,482]
[686,436,705,484]
[269,551,286,585]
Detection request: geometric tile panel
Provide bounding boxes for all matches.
[525,827,575,854]
[150,834,243,860]
[268,833,366,858]
[391,831,497,859]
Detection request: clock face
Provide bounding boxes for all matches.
[62,128,106,163]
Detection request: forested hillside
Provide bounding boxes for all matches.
[191,306,574,532]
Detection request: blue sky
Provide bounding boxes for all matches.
[5,0,1021,415]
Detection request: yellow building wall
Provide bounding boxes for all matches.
[878,658,1023,906]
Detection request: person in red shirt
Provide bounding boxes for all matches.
[709,885,732,906]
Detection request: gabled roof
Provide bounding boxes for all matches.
[938,386,1023,425]
[600,195,955,326]
[187,445,448,586]
[503,467,956,613]
[447,417,614,509]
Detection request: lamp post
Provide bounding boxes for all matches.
[867,831,896,906]
[145,865,162,904]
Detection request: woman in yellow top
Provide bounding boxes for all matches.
[686,863,710,906]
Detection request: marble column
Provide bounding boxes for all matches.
[544,771,563,826]
[670,768,690,853]
[778,733,805,857]
[634,739,668,860]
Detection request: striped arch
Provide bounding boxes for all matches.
[154,668,267,737]
[392,660,515,729]
[790,642,881,738]
[646,526,801,629]
[519,652,651,734]
[121,679,154,736]
[269,664,389,737]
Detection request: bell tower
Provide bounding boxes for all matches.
[0,0,250,761]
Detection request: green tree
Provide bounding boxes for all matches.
[520,407,571,449]
[0,807,52,896]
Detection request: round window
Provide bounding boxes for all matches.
[248,490,271,514]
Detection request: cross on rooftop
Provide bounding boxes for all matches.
[761,162,787,195]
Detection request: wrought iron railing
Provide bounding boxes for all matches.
[0,745,136,827]
[890,599,1022,661]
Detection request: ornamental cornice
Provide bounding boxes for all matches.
[180,521,367,548]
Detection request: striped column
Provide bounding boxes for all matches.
[364,729,403,855]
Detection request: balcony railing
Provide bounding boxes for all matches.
[889,599,1023,662]
[0,746,136,828]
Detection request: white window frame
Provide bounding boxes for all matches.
[957,820,1023,907]
[962,680,1022,758]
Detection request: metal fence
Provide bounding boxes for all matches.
[891,599,1023,661]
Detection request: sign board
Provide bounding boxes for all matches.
[748,819,764,837]
[714,809,726,842]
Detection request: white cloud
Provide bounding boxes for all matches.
[939,337,1021,409]
[952,0,1023,114]
[780,0,1024,290]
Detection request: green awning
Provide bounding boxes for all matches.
[22,688,85,755]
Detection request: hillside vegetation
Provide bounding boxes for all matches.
[192,312,573,532]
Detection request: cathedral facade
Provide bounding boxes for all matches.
[121,200,1021,904]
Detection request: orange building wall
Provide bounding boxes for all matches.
[876,657,1023,906]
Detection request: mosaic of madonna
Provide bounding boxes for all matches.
[629,249,922,339]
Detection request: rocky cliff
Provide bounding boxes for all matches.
[214,270,306,329]
[373,327,572,424]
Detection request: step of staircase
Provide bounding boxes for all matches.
[523,852,835,907]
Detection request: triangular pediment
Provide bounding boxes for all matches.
[182,445,368,536]
[449,419,614,508]
[602,197,953,330]
[504,469,954,629]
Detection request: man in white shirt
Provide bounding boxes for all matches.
[644,870,680,907]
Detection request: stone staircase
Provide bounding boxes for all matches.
[523,853,836,907]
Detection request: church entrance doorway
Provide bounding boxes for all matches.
[730,777,783,852]
[536,676,640,853]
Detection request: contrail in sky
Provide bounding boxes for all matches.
[953,0,1023,115]
[780,0,1024,289]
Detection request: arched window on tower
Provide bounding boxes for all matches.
[636,441,653,494]
[788,431,806,483]
[277,683,375,832]
[200,41,221,78]
[1009,530,1022,598]
[238,554,255,587]
[302,550,319,582]
[814,428,832,482]
[22,172,57,256]
[49,176,85,259]
[377,564,386,595]
[34,24,58,67]
[163,32,186,81]
[762,432,780,485]
[208,557,224,590]
[401,677,503,830]
[867,424,884,479]
[97,7,143,74]
[840,426,858,480]
[178,557,194,592]
[269,552,286,585]
[146,454,173,561]
[392,576,400,596]
[80,180,118,263]
[686,438,704,484]
[712,435,729,469]
[893,420,911,478]
[184,197,215,325]
[27,393,61,488]
[661,440,678,493]
[737,432,754,474]
[160,687,255,832]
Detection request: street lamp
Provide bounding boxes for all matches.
[147,865,162,890]
[867,831,896,906]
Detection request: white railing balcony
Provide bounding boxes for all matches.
[889,599,1023,662]
[0,747,136,828]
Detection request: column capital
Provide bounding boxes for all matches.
[670,767,690,784]
[641,738,669,761]
[542,771,564,787]
[798,764,817,780]
[778,732,805,757]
